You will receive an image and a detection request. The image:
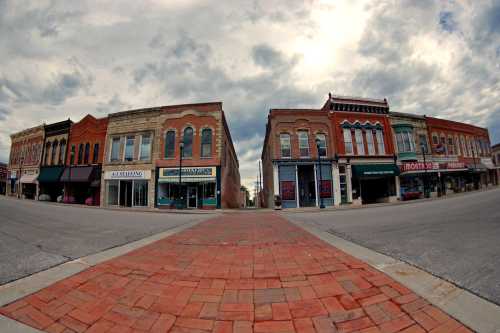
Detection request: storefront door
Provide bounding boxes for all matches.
[120,180,133,207]
[187,186,197,208]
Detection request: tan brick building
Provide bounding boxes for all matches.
[101,102,240,209]
[7,125,45,199]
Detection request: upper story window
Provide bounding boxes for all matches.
[440,135,447,154]
[110,137,120,162]
[376,129,385,155]
[298,131,309,157]
[447,136,454,155]
[343,128,353,155]
[366,131,375,155]
[461,136,467,157]
[77,143,84,164]
[139,134,151,161]
[201,128,212,158]
[183,127,193,158]
[84,143,90,164]
[354,129,365,155]
[315,133,327,157]
[432,133,439,145]
[93,143,99,164]
[396,131,415,153]
[51,140,58,165]
[59,140,66,164]
[70,145,75,165]
[454,136,461,156]
[280,133,291,158]
[124,136,135,161]
[165,131,175,158]
[419,134,429,154]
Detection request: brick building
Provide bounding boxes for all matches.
[425,116,495,193]
[325,95,398,205]
[492,143,500,185]
[7,125,45,199]
[61,115,108,205]
[0,162,7,195]
[155,102,240,209]
[261,109,334,208]
[38,120,72,201]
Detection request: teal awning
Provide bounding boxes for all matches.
[352,164,400,177]
[38,166,64,183]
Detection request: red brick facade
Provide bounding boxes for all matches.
[66,115,108,166]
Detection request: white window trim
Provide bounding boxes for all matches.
[298,131,310,158]
[139,134,151,161]
[123,135,135,161]
[316,133,327,158]
[376,129,385,155]
[109,137,121,162]
[280,133,291,159]
[355,129,365,155]
[343,128,353,155]
[366,131,375,155]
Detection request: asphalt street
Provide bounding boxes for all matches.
[0,196,214,285]
[284,187,500,305]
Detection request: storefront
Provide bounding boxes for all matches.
[19,172,38,199]
[156,166,220,209]
[351,163,399,204]
[60,166,101,205]
[276,161,334,209]
[104,170,151,208]
[37,166,65,201]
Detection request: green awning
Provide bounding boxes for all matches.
[352,164,400,177]
[38,166,65,183]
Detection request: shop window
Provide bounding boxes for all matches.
[70,145,76,165]
[93,143,99,163]
[77,143,83,164]
[319,180,332,198]
[419,134,428,154]
[447,136,454,155]
[133,180,148,206]
[339,165,348,203]
[316,133,327,157]
[140,134,151,161]
[203,182,216,199]
[183,127,193,158]
[201,128,212,158]
[110,137,120,162]
[84,143,90,164]
[51,140,58,165]
[165,131,175,158]
[280,181,296,200]
[376,129,385,155]
[343,128,353,154]
[355,129,365,155]
[432,133,439,145]
[298,131,309,157]
[280,133,291,158]
[366,131,375,155]
[107,180,119,205]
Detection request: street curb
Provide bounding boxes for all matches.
[0,218,207,332]
[290,219,500,333]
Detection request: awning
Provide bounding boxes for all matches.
[20,174,38,183]
[37,166,65,183]
[60,166,96,183]
[352,164,400,177]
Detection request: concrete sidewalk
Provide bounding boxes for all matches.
[0,212,478,332]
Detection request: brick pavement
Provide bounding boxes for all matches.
[0,213,472,333]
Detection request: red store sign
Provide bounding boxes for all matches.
[401,162,466,172]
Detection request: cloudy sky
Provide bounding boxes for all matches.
[0,0,499,190]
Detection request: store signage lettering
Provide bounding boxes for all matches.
[162,167,214,178]
[106,170,150,180]
[364,170,395,175]
[401,162,439,172]
[443,162,465,170]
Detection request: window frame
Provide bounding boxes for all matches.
[298,131,310,158]
[315,133,327,158]
[165,130,176,159]
[139,134,151,161]
[343,128,353,155]
[200,128,212,158]
[110,137,121,162]
[366,130,375,155]
[84,142,90,164]
[376,129,385,155]
[280,133,291,159]
[93,143,99,164]
[77,143,84,165]
[182,127,194,158]
[354,128,365,155]
[123,135,135,161]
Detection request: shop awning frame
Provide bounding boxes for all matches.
[37,166,65,183]
[351,164,400,177]
[158,177,216,183]
[60,166,99,183]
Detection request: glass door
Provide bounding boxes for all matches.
[187,186,197,208]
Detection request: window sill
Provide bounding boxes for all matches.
[200,156,213,159]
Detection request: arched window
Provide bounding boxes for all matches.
[77,143,84,164]
[201,128,212,158]
[51,140,58,165]
[84,143,90,164]
[182,127,193,158]
[165,130,176,158]
[70,145,76,165]
[93,143,99,163]
[44,142,51,165]
[59,139,66,164]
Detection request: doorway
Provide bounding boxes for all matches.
[187,186,197,208]
[119,180,133,207]
[297,165,316,207]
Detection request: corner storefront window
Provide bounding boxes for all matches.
[107,180,119,205]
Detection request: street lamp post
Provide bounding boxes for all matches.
[68,150,74,203]
[315,138,325,209]
[178,141,184,208]
[421,143,429,198]
[18,156,24,199]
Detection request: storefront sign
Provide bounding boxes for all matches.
[161,167,215,178]
[320,180,332,198]
[401,162,439,172]
[104,170,151,180]
[443,162,465,170]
